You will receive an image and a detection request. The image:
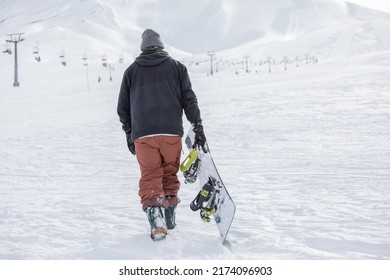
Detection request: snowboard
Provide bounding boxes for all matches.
[181,127,236,244]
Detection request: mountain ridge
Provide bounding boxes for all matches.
[1,0,390,60]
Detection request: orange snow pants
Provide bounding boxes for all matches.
[134,135,182,211]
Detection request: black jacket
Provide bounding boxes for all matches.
[117,50,201,139]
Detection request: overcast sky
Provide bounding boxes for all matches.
[346,0,390,13]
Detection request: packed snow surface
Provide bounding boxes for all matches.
[1,55,389,259]
[0,0,389,259]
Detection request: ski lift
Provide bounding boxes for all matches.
[59,49,67,66]
[102,54,107,67]
[33,43,41,62]
[119,54,124,63]
[82,52,88,66]
[2,43,12,54]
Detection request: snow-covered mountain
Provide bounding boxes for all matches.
[1,0,390,59]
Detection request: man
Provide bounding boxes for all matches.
[117,29,206,240]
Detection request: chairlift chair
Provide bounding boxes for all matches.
[102,54,107,67]
[82,52,88,66]
[61,56,67,66]
[32,44,41,62]
[59,50,66,66]
[3,43,12,54]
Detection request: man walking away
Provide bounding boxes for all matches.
[117,29,206,240]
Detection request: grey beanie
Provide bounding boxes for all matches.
[140,29,164,51]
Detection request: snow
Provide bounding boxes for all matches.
[1,0,390,260]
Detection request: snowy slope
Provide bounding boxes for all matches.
[0,0,390,260]
[1,54,389,260]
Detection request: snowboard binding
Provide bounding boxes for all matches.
[180,149,200,184]
[190,177,220,223]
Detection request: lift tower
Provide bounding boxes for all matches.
[6,33,25,87]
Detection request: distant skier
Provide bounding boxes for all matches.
[117,29,206,240]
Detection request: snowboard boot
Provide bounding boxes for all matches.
[145,206,167,241]
[164,204,177,230]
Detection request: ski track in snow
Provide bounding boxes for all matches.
[0,58,390,259]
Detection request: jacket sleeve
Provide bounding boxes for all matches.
[179,64,202,124]
[117,69,132,132]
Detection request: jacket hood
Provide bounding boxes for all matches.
[135,51,170,67]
